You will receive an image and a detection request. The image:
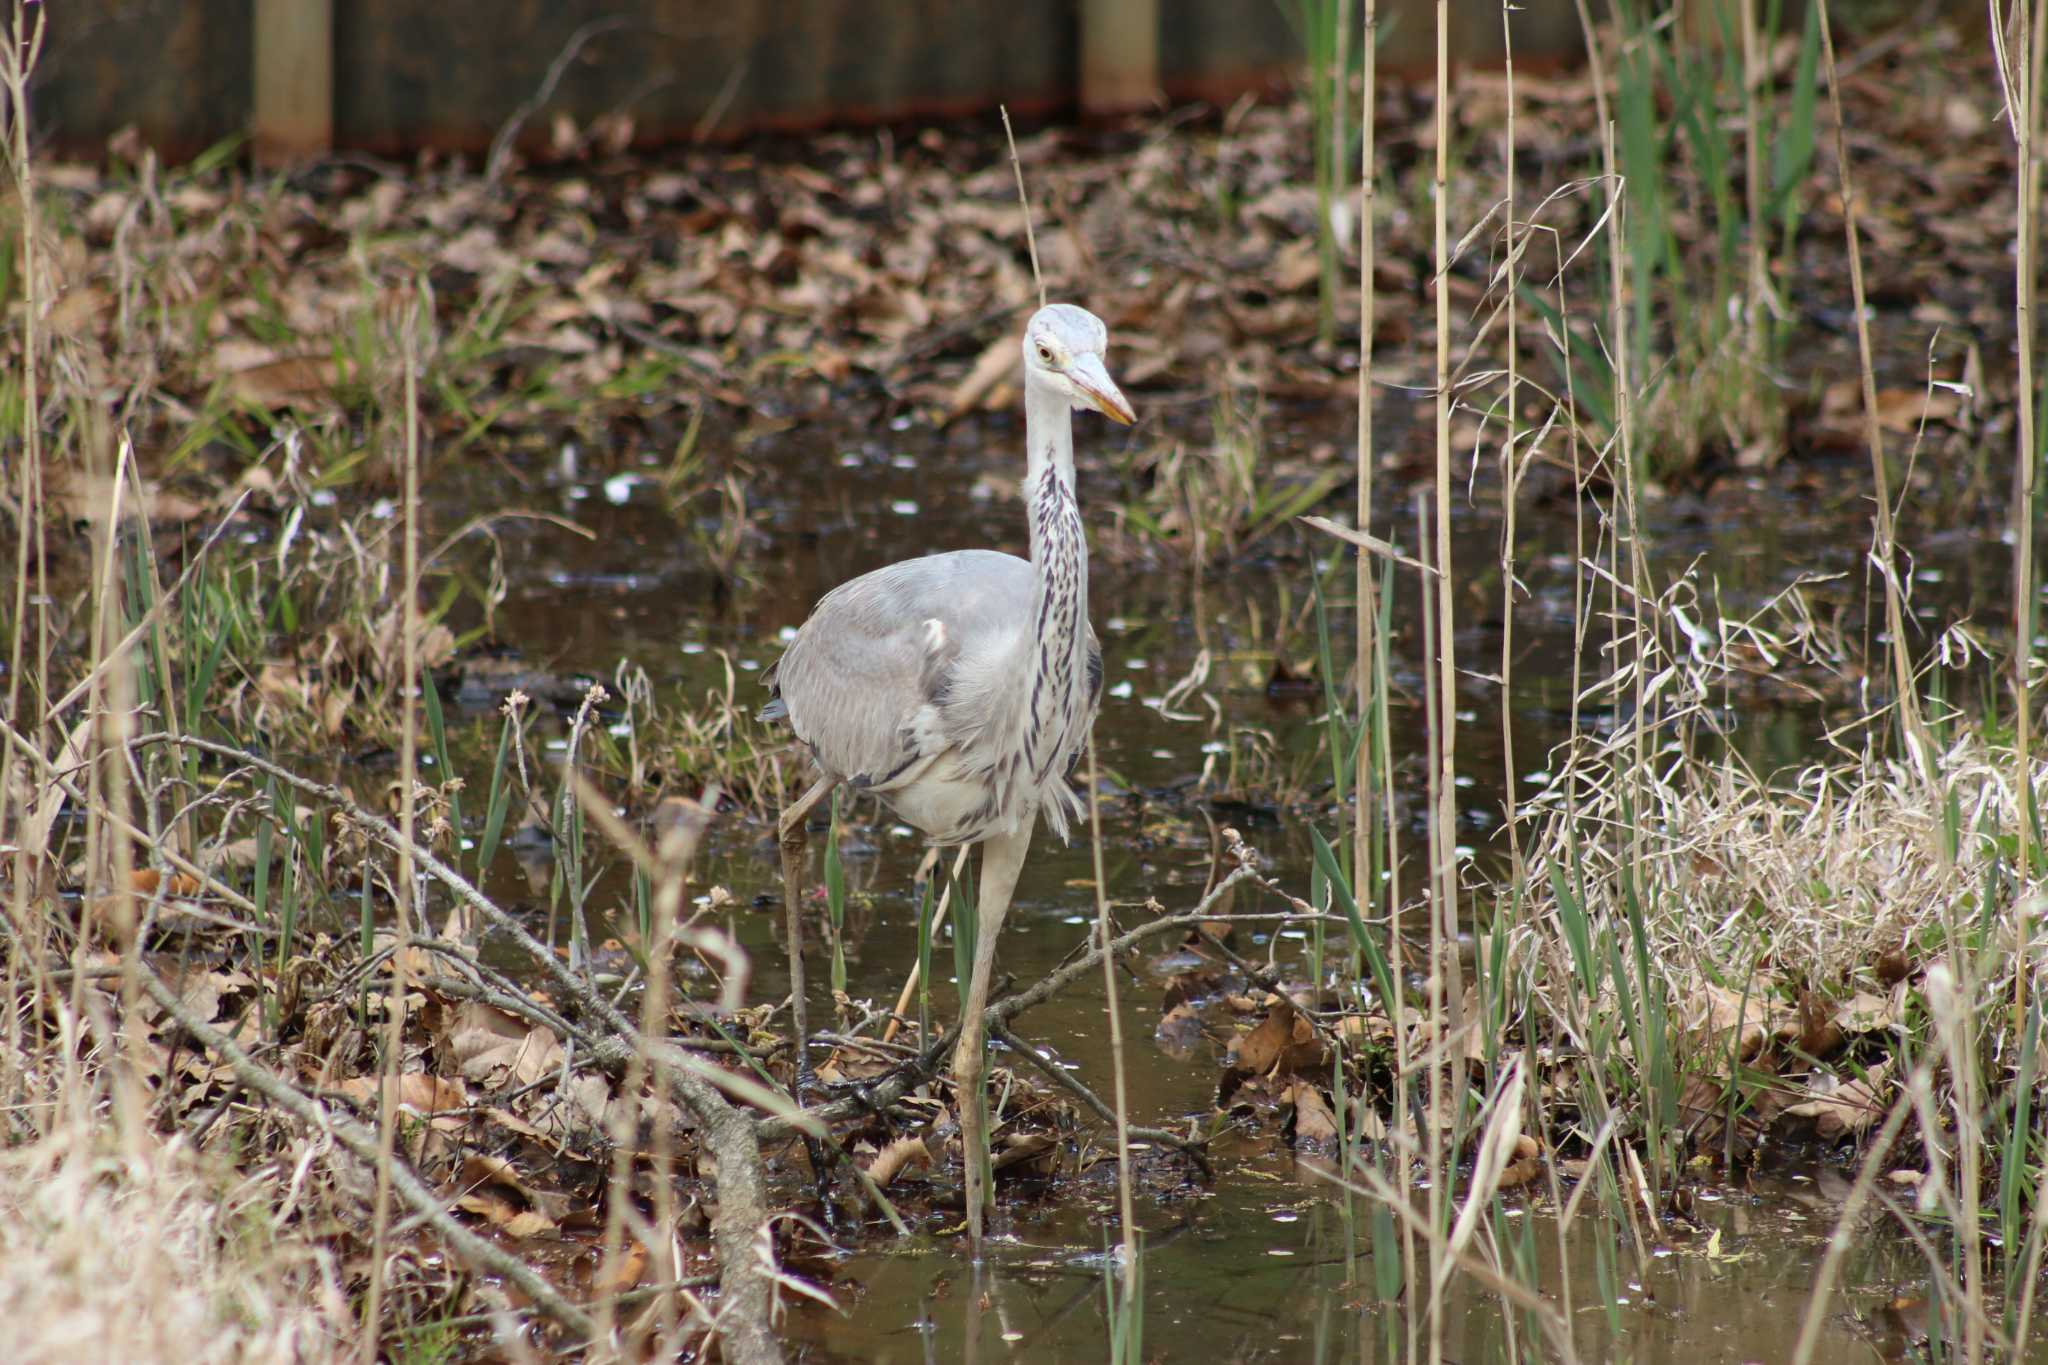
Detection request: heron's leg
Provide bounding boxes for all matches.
[953,821,1033,1253]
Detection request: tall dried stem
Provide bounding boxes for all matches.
[1415,491,1445,1365]
[1426,1,1463,1352]
[1354,4,1420,1335]
[1498,1,1524,883]
[1085,737,1141,1336]
[0,0,47,993]
[1993,0,2044,1010]
[1740,0,1767,435]
[362,284,423,1361]
[1817,0,1934,789]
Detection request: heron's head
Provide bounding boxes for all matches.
[1022,303,1135,426]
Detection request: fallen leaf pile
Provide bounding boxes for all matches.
[23,13,2027,503]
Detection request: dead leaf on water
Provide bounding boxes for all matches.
[1230,997,1327,1078]
[1282,1081,1339,1144]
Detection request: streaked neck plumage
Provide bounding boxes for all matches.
[1018,372,1090,787]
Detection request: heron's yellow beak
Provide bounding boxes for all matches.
[1070,354,1135,426]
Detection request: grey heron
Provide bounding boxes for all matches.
[761,303,1133,1249]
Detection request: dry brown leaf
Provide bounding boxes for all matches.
[46,284,109,339]
[51,472,206,527]
[1155,1001,1205,1057]
[1232,997,1327,1077]
[1832,989,1898,1036]
[1496,1135,1543,1190]
[444,1000,564,1091]
[862,1135,933,1189]
[339,1073,472,1132]
[1270,238,1321,293]
[1784,1066,1890,1141]
[206,836,262,869]
[128,867,203,899]
[1283,1081,1339,1143]
[991,1132,1057,1175]
[1677,981,1783,1062]
[226,355,348,410]
[593,1239,648,1296]
[1819,380,1963,434]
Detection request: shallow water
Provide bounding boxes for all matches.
[422,390,2031,1360]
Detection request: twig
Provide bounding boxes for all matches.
[1000,107,1046,309]
[0,717,265,922]
[485,16,638,184]
[990,1020,1212,1179]
[761,867,1304,1140]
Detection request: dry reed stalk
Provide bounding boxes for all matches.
[1740,0,1767,435]
[1354,1,1422,1333]
[2016,11,2048,1343]
[1084,736,1141,1303]
[1566,0,1610,786]
[1935,956,1988,1364]
[1995,0,2045,1011]
[586,780,718,1352]
[1002,106,1047,311]
[1425,4,1466,1351]
[363,284,423,1361]
[1816,0,1935,788]
[90,435,146,1154]
[0,1,47,1079]
[118,452,196,868]
[1416,490,1446,1365]
[1497,1,1523,883]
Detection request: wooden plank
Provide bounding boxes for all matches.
[252,0,332,164]
[1081,0,1158,114]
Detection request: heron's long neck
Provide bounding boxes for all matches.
[1018,379,1089,772]
[1022,380,1083,575]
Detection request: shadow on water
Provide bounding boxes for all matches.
[421,390,2030,1360]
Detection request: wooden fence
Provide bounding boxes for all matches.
[48,1,1595,164]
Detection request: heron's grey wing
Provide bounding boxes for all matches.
[762,550,1034,789]
[1064,625,1103,780]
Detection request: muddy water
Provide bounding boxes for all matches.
[426,394,2027,1360]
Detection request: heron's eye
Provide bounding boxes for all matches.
[1036,344,1053,363]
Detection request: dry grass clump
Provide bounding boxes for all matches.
[0,1119,351,1365]
[1549,736,2014,997]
